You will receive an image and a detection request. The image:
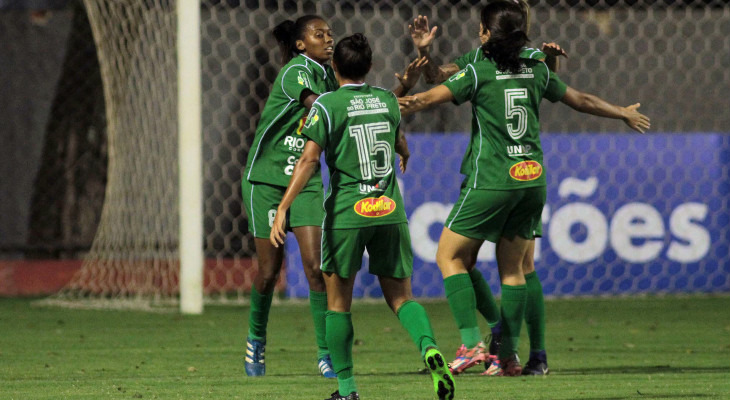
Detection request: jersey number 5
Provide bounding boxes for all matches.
[348,122,392,180]
[504,88,528,140]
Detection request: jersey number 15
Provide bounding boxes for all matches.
[348,122,392,180]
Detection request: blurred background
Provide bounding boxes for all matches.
[1,0,728,303]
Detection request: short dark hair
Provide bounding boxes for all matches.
[333,33,372,80]
[479,1,529,74]
[272,15,324,64]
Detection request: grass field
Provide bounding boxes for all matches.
[1,296,729,399]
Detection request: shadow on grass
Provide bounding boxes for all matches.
[555,365,730,375]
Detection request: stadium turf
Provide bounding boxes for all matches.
[0,296,728,399]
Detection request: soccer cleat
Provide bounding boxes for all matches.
[522,350,549,376]
[324,390,360,400]
[480,355,501,376]
[244,337,266,377]
[318,355,337,378]
[448,342,488,374]
[425,348,455,400]
[496,354,523,377]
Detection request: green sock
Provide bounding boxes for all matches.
[524,271,546,352]
[396,300,438,358]
[309,290,329,359]
[247,285,273,341]
[444,273,481,347]
[469,268,501,327]
[325,311,357,396]
[498,284,527,360]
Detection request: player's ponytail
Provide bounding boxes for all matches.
[479,1,529,74]
[333,33,372,80]
[272,15,324,64]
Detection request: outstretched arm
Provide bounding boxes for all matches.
[270,140,323,247]
[560,87,651,133]
[398,84,455,116]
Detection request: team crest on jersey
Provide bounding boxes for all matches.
[297,71,311,87]
[353,196,396,218]
[448,69,467,82]
[509,160,543,181]
[304,107,319,129]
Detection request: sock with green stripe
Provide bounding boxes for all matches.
[325,311,357,396]
[247,285,273,341]
[309,290,329,359]
[396,300,438,358]
[444,273,481,348]
[524,271,546,352]
[498,284,527,360]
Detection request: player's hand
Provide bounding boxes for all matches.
[398,95,422,116]
[409,15,438,51]
[622,103,650,133]
[269,208,287,248]
[395,57,428,90]
[541,42,568,58]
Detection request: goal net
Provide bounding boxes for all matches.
[45,0,729,309]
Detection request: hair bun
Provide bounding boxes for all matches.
[350,33,369,50]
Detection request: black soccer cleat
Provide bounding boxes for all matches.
[522,350,549,376]
[324,390,360,400]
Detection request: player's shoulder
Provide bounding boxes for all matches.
[370,85,397,98]
[520,47,546,61]
[312,90,337,107]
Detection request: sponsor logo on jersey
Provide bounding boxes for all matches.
[353,196,396,218]
[509,160,543,181]
[304,107,319,129]
[297,71,311,87]
[507,144,533,157]
[448,69,467,82]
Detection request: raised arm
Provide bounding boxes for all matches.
[392,57,429,98]
[560,87,651,133]
[408,15,461,84]
[270,140,323,247]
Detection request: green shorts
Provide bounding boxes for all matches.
[321,223,413,279]
[445,186,546,243]
[242,179,324,238]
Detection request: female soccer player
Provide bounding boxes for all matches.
[242,15,338,378]
[400,0,649,377]
[271,34,455,400]
[406,2,566,376]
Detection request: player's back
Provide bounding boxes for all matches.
[304,83,406,228]
[444,57,566,189]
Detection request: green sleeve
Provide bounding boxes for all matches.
[453,49,478,70]
[544,67,568,103]
[301,102,328,149]
[281,65,318,102]
[441,65,476,106]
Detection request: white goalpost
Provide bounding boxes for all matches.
[178,0,204,314]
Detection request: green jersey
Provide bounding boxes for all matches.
[453,47,546,69]
[245,54,338,188]
[442,57,567,190]
[301,83,407,229]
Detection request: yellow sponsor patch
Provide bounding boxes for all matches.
[509,160,543,181]
[353,196,396,218]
